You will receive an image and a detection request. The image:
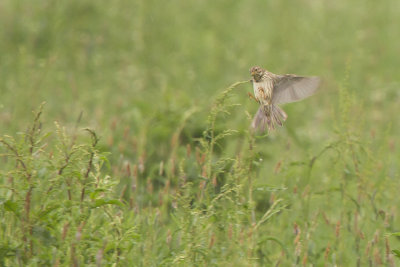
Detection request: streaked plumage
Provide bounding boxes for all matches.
[250,66,320,132]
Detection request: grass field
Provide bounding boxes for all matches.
[1,0,400,266]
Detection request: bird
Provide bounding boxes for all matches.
[249,66,320,132]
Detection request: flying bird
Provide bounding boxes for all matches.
[249,66,320,132]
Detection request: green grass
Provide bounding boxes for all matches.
[1,0,400,266]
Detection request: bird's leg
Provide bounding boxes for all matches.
[247,92,258,103]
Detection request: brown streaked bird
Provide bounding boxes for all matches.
[249,66,320,132]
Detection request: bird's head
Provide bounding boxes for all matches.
[250,66,263,82]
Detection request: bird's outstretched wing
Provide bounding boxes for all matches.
[272,75,320,105]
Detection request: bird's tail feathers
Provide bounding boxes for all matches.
[252,105,287,132]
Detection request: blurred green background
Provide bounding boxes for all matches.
[2,0,399,137]
[1,0,399,183]
[1,0,399,265]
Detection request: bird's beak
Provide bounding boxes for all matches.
[251,71,255,76]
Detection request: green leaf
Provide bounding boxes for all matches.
[92,199,124,208]
[3,200,19,215]
[90,188,107,199]
[392,249,400,258]
[38,204,61,218]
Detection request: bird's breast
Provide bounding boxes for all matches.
[253,79,273,105]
